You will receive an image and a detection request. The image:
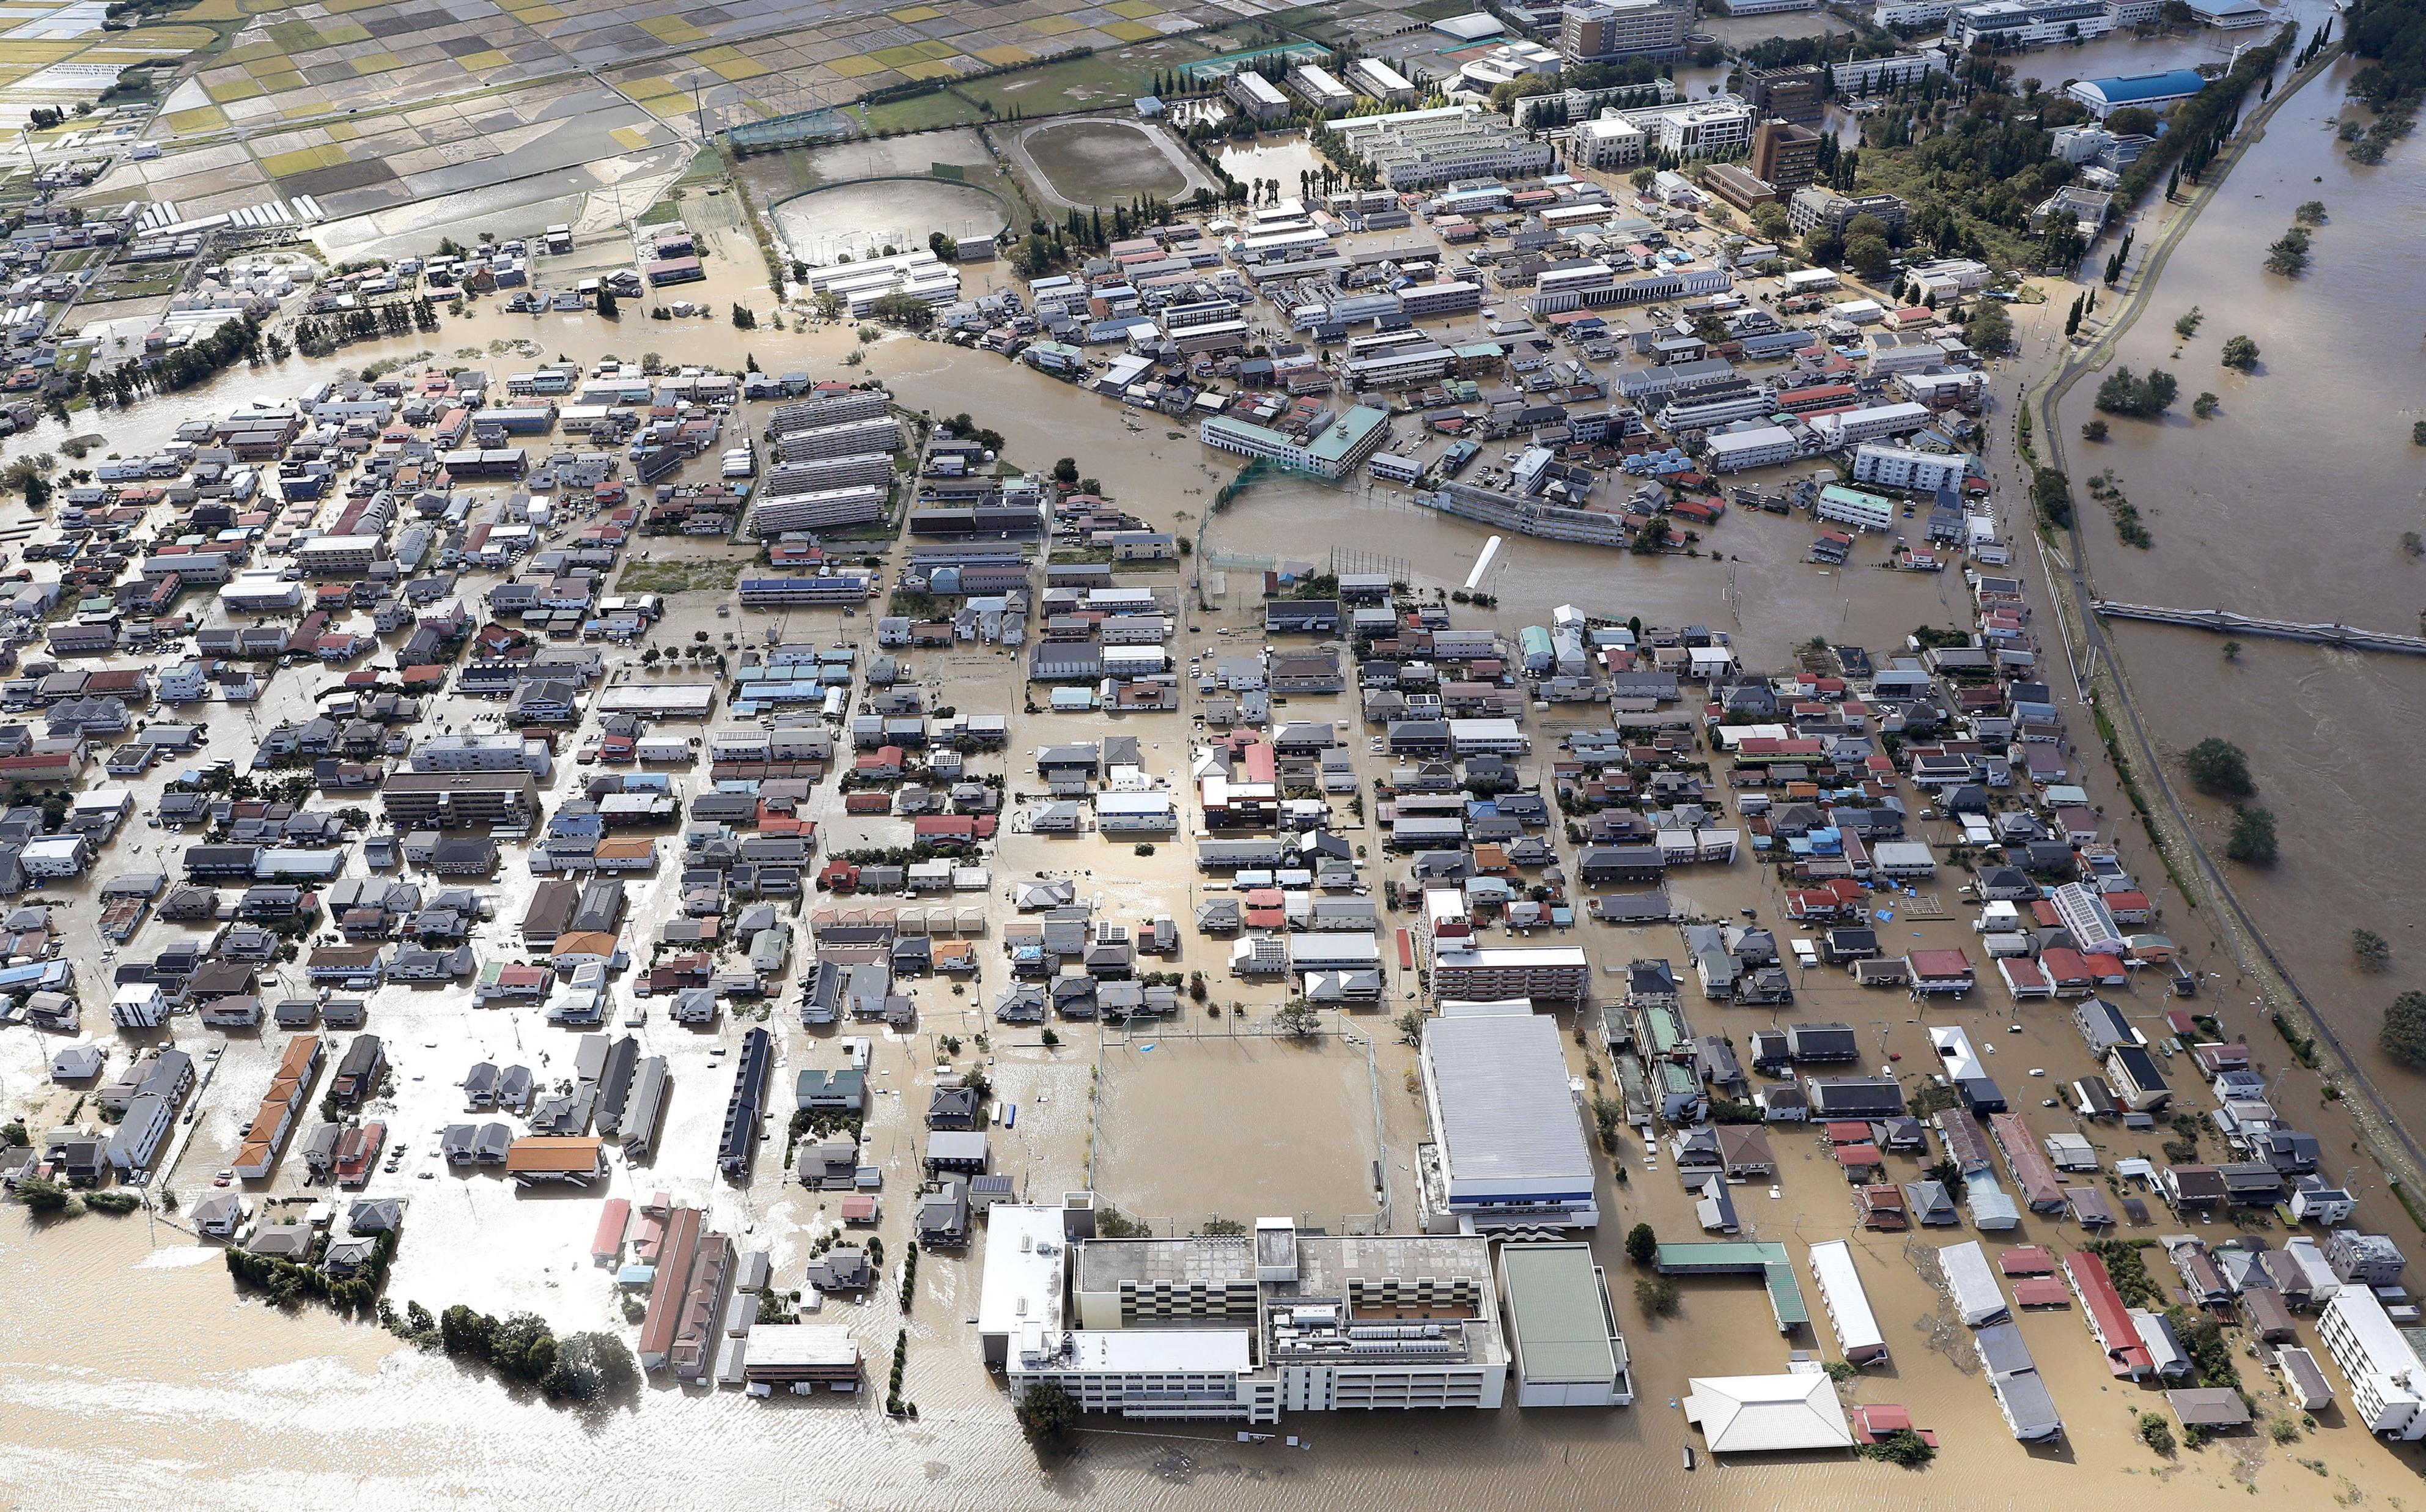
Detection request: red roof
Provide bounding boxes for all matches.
[1834,1143,1882,1165]
[1907,948,1972,979]
[1998,1245,2054,1275]
[2012,1277,2070,1308]
[1823,1121,1873,1144]
[2064,1251,2151,1375]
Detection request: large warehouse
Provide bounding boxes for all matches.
[1417,1003,1599,1231]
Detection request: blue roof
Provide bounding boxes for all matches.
[2081,69,2207,105]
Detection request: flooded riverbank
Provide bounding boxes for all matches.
[2051,52,2426,1127]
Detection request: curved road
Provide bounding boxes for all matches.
[2024,42,2426,1192]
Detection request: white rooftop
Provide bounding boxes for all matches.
[1683,1372,1855,1453]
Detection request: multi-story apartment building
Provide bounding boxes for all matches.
[1949,0,2115,50]
[1558,0,1689,62]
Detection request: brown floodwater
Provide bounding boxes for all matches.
[4,208,2424,1506]
[2050,53,2426,1130]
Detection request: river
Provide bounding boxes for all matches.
[2051,50,2426,1130]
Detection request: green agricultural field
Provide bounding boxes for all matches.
[857,87,985,135]
[955,32,1226,118]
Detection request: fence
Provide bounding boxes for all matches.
[728,108,857,154]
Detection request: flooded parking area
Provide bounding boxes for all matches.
[1093,1034,1385,1233]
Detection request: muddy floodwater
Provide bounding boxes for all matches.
[2052,55,2426,1129]
[773,181,1011,265]
[4,215,2425,1508]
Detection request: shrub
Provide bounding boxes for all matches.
[2227,806,2279,865]
[2220,334,2260,370]
[2355,929,2392,971]
[2138,1411,2175,1455]
[1633,1275,1681,1316]
[1860,1428,1936,1466]
[2383,990,2426,1068]
[2081,418,2109,441]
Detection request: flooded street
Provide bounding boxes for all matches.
[4,138,2426,1502]
[2051,53,2426,1126]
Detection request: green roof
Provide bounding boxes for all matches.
[1306,405,1390,464]
[1500,1242,1621,1385]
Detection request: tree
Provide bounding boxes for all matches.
[2181,737,2254,796]
[2227,805,2279,865]
[2354,928,2392,971]
[2081,418,2109,441]
[1626,1222,1658,1266]
[1017,1377,1083,1450]
[731,303,758,330]
[2384,990,2426,1068]
[1394,1009,1426,1046]
[594,284,618,320]
[1750,202,1791,243]
[867,292,935,331]
[2106,106,2160,136]
[2219,334,2259,370]
[1629,166,1657,190]
[1803,226,1843,267]
[2138,1411,2176,1456]
[2294,199,2327,225]
[1964,300,2012,353]
[2065,295,2083,336]
[2189,391,2219,418]
[15,1175,68,1211]
[1052,457,1079,485]
[1860,1428,1936,1466]
[2265,227,2311,276]
[2093,366,2178,417]
[2173,306,2203,339]
[542,1332,638,1402]
[438,1304,496,1358]
[815,289,847,320]
[1274,999,1321,1038]
[1633,1275,1681,1316]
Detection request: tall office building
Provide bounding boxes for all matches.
[1750,119,1823,191]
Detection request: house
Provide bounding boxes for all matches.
[926,1085,983,1129]
[917,1178,971,1247]
[924,1130,988,1174]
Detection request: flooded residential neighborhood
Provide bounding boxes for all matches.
[0,0,2418,1502]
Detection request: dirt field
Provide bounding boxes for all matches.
[1023,119,1189,203]
[1093,1032,1385,1233]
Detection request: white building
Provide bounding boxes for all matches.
[1816,484,1895,533]
[1939,1240,2009,1326]
[1704,424,1799,473]
[1851,444,1966,493]
[1418,1005,1598,1229]
[2318,1288,2426,1437]
[411,732,553,776]
[1347,57,1417,104]
[111,983,169,1029]
[1811,401,1933,449]
[1225,69,1290,122]
[1001,1215,1510,1425]
[1285,64,1354,115]
[1808,1241,1887,1365]
[1570,111,1648,168]
[1683,1373,1854,1452]
[797,250,960,317]
[1949,0,2115,50]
